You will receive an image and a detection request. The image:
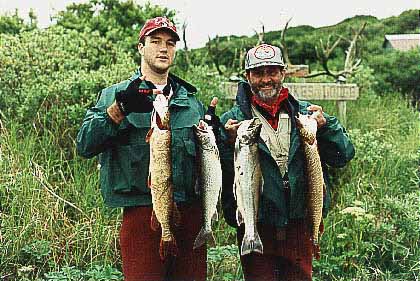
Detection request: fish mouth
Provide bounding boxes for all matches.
[248,118,262,131]
[237,118,261,144]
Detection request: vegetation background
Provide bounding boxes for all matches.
[0,1,419,280]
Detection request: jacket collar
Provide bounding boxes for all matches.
[131,68,197,93]
[131,68,197,108]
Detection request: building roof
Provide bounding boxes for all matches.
[383,34,420,51]
[385,34,420,40]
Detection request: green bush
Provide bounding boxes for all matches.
[0,26,134,149]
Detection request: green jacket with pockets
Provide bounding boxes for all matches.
[219,81,355,228]
[76,69,205,208]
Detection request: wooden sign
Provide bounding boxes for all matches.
[284,83,359,100]
[221,82,359,125]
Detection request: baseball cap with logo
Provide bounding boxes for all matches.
[245,44,286,70]
[138,17,180,42]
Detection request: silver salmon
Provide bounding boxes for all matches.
[234,117,263,256]
[295,112,325,259]
[146,94,180,260]
[193,120,223,249]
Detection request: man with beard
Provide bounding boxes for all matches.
[219,44,355,281]
[77,17,218,281]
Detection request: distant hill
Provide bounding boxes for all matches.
[189,9,419,71]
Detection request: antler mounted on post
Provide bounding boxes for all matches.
[181,21,191,67]
[253,21,265,46]
[278,17,292,66]
[305,22,367,82]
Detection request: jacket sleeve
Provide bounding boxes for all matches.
[219,109,238,227]
[317,112,355,167]
[76,90,120,159]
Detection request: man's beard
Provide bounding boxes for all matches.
[250,81,282,103]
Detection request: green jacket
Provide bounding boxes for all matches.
[76,69,205,208]
[219,81,355,228]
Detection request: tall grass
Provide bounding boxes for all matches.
[1,88,419,280]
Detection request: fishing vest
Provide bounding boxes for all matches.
[251,105,291,177]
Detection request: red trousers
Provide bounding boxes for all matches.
[120,203,207,281]
[238,219,313,281]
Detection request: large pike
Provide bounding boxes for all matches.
[193,120,223,249]
[295,112,325,259]
[146,94,180,260]
[234,117,263,256]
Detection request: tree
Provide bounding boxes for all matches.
[369,48,420,109]
[53,0,176,60]
[0,9,37,34]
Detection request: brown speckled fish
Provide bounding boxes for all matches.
[295,112,325,259]
[146,94,180,260]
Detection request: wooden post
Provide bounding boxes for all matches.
[336,100,347,126]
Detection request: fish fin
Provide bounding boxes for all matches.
[173,203,181,227]
[233,169,241,201]
[240,231,263,256]
[234,139,240,162]
[145,127,154,143]
[147,173,152,188]
[233,180,237,201]
[159,236,178,260]
[236,209,244,226]
[212,210,218,222]
[150,210,160,232]
[194,178,201,195]
[193,228,215,249]
[260,176,264,194]
[194,157,202,195]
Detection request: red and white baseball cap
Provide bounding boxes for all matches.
[138,17,180,42]
[245,44,286,70]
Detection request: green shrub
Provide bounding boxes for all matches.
[0,26,134,139]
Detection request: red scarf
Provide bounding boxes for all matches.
[251,87,289,129]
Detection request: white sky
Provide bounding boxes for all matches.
[1,0,419,49]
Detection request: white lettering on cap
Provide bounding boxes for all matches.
[254,45,275,60]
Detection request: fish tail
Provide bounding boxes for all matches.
[147,173,152,188]
[159,235,178,260]
[150,210,160,231]
[193,227,215,249]
[311,225,322,259]
[313,242,321,260]
[240,231,263,256]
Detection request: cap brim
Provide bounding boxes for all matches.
[245,61,285,70]
[145,27,180,41]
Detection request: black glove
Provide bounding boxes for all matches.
[204,105,221,144]
[115,77,154,115]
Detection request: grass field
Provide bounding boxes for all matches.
[1,88,419,280]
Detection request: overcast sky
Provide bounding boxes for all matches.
[1,0,419,49]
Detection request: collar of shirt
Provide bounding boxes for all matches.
[251,87,289,118]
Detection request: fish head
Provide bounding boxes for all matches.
[153,94,169,120]
[152,94,170,129]
[295,113,317,144]
[194,120,217,149]
[237,118,262,145]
